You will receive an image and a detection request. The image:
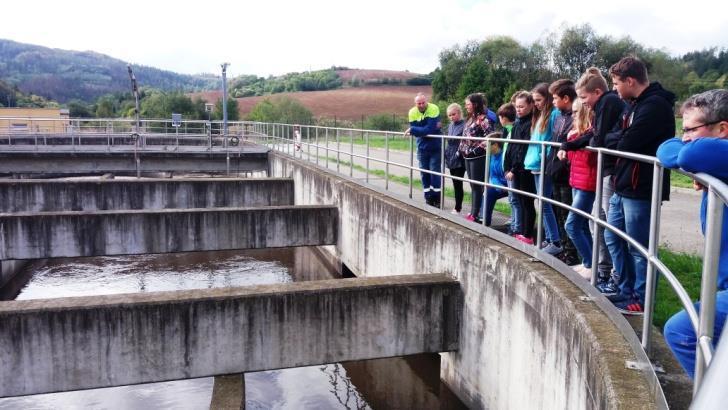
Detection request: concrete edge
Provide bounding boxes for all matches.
[271,150,669,409]
[0,274,459,313]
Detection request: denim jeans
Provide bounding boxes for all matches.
[480,187,508,226]
[605,193,652,302]
[566,189,596,267]
[466,158,486,217]
[533,173,560,243]
[449,166,466,212]
[417,148,442,201]
[664,290,728,379]
[507,179,521,233]
[597,176,615,275]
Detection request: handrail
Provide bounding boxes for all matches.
[247,121,727,405]
[3,118,726,402]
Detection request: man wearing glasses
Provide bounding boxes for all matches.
[657,89,728,379]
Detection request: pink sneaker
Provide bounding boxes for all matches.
[465,214,475,222]
[514,234,534,245]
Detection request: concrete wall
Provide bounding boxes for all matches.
[0,274,460,397]
[0,151,268,176]
[0,260,26,289]
[0,178,294,212]
[0,206,337,259]
[269,152,664,409]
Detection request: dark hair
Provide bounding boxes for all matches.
[548,79,577,101]
[609,56,648,84]
[466,93,487,118]
[497,103,516,122]
[531,83,554,134]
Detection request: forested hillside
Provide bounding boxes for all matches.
[0,39,217,103]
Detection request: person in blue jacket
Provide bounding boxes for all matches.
[405,93,443,207]
[656,89,728,379]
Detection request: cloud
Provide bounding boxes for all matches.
[0,0,726,77]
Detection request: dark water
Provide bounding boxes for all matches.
[0,248,466,410]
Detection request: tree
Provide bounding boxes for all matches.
[213,98,240,121]
[246,96,313,124]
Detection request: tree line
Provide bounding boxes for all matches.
[432,24,727,109]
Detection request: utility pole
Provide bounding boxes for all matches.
[127,65,140,135]
[221,63,230,137]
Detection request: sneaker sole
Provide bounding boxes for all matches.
[617,309,644,316]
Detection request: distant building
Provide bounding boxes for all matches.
[0,107,70,133]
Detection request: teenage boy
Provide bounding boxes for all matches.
[657,89,728,379]
[405,93,443,207]
[605,56,674,314]
[547,79,579,265]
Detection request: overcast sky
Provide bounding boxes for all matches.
[2,0,727,78]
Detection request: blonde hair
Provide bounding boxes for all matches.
[576,67,608,93]
[447,102,462,115]
[572,99,592,135]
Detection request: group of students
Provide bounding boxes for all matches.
[437,57,675,314]
[408,56,728,380]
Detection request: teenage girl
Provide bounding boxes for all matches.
[523,83,561,254]
[558,100,596,279]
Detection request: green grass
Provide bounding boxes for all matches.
[654,248,703,329]
[670,172,696,189]
[327,135,413,151]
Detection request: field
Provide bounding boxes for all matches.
[190,85,432,121]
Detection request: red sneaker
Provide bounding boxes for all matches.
[514,234,534,245]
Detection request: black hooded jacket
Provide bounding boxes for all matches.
[503,112,533,174]
[612,82,675,200]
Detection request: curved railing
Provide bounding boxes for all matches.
[242,121,727,405]
[1,117,725,405]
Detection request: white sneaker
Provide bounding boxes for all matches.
[451,209,460,215]
[573,265,592,280]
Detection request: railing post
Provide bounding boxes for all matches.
[336,128,340,173]
[694,187,724,392]
[315,127,320,166]
[440,134,446,210]
[365,131,371,182]
[641,163,665,356]
[350,128,354,177]
[536,143,546,249]
[483,136,492,225]
[385,132,390,191]
[409,133,414,199]
[591,150,605,286]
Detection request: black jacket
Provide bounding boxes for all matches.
[561,90,626,176]
[503,113,533,174]
[546,110,573,184]
[612,82,674,200]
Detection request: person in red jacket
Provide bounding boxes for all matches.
[558,99,597,279]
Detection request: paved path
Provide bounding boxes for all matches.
[287,141,705,255]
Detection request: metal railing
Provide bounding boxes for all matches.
[245,121,727,403]
[2,117,726,403]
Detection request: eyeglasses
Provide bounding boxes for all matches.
[681,120,723,134]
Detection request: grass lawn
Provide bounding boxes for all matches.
[654,248,703,329]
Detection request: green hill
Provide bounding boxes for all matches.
[0,39,217,103]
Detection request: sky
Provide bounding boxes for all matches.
[2,0,727,78]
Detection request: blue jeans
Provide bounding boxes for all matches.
[507,179,521,233]
[417,148,442,201]
[664,290,728,379]
[605,193,652,302]
[480,187,508,226]
[566,189,595,267]
[533,173,560,243]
